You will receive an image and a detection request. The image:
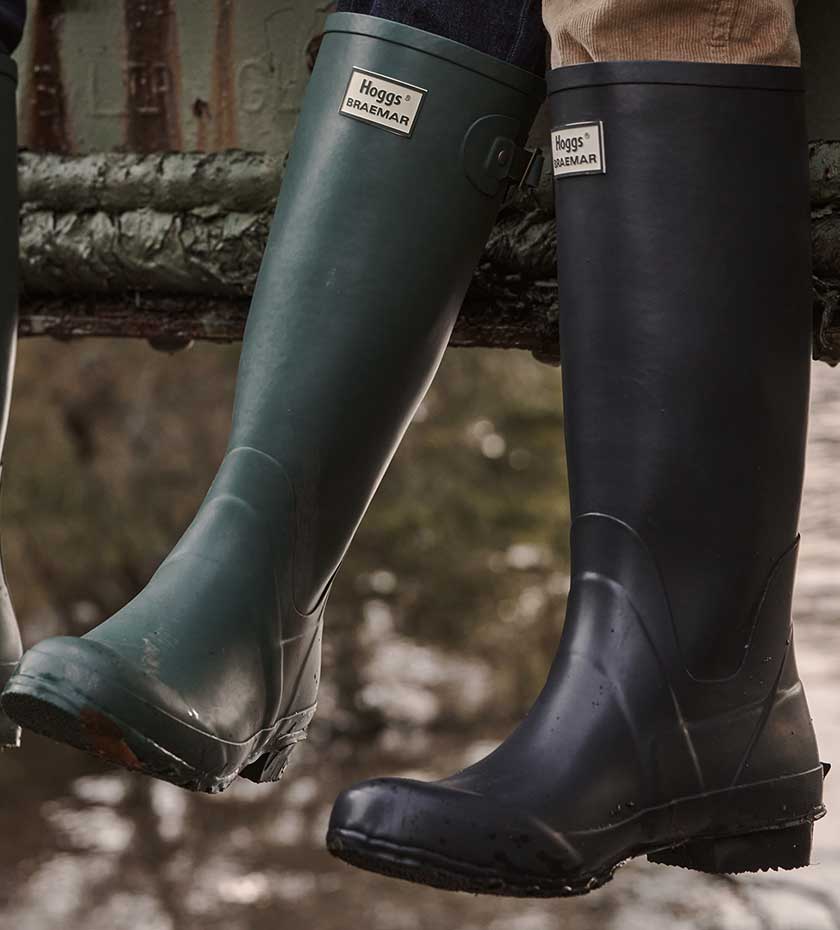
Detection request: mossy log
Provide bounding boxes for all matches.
[18,145,840,365]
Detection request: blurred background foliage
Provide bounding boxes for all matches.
[3,339,570,734]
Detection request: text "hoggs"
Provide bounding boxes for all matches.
[358,77,404,108]
[555,134,585,154]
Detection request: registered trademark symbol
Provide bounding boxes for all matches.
[585,132,590,139]
[406,94,411,100]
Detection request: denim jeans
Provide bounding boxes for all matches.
[336,0,800,69]
[0,1,799,69]
[335,0,547,75]
[0,1,545,69]
[0,0,24,54]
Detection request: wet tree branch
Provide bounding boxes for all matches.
[18,146,840,365]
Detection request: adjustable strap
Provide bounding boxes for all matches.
[501,142,544,190]
[463,114,544,197]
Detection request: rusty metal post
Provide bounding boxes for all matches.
[124,0,183,152]
[26,0,71,152]
[15,0,334,155]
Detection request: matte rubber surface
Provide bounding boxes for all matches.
[1,16,545,790]
[4,649,316,792]
[327,61,823,895]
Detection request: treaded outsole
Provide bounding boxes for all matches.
[326,828,618,898]
[2,688,215,790]
[647,821,815,874]
[2,679,312,794]
[327,813,823,898]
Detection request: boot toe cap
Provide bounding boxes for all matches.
[328,777,582,893]
[1,636,245,787]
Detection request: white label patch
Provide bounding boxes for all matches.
[340,68,427,137]
[551,121,606,178]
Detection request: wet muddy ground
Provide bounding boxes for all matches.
[0,364,838,930]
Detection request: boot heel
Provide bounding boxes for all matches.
[648,822,814,874]
[239,740,300,784]
[239,709,315,785]
[239,704,317,785]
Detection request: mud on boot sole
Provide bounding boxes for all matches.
[326,827,620,898]
[328,816,823,898]
[2,671,315,793]
[327,764,828,898]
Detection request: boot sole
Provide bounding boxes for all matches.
[327,768,826,897]
[2,669,315,793]
[0,661,20,749]
[327,819,819,898]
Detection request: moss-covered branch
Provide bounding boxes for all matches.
[18,146,840,365]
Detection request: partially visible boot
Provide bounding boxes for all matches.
[0,52,21,749]
[1,15,545,791]
[327,61,825,896]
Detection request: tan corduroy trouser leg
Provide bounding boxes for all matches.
[542,0,800,68]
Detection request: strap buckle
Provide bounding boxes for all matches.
[509,146,544,190]
[463,115,544,197]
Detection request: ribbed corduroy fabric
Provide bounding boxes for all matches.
[542,0,800,67]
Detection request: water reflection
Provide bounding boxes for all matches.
[0,365,838,930]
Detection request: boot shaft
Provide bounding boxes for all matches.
[229,13,545,611]
[0,17,547,783]
[549,62,812,679]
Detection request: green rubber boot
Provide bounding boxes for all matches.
[0,54,22,750]
[1,14,544,791]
